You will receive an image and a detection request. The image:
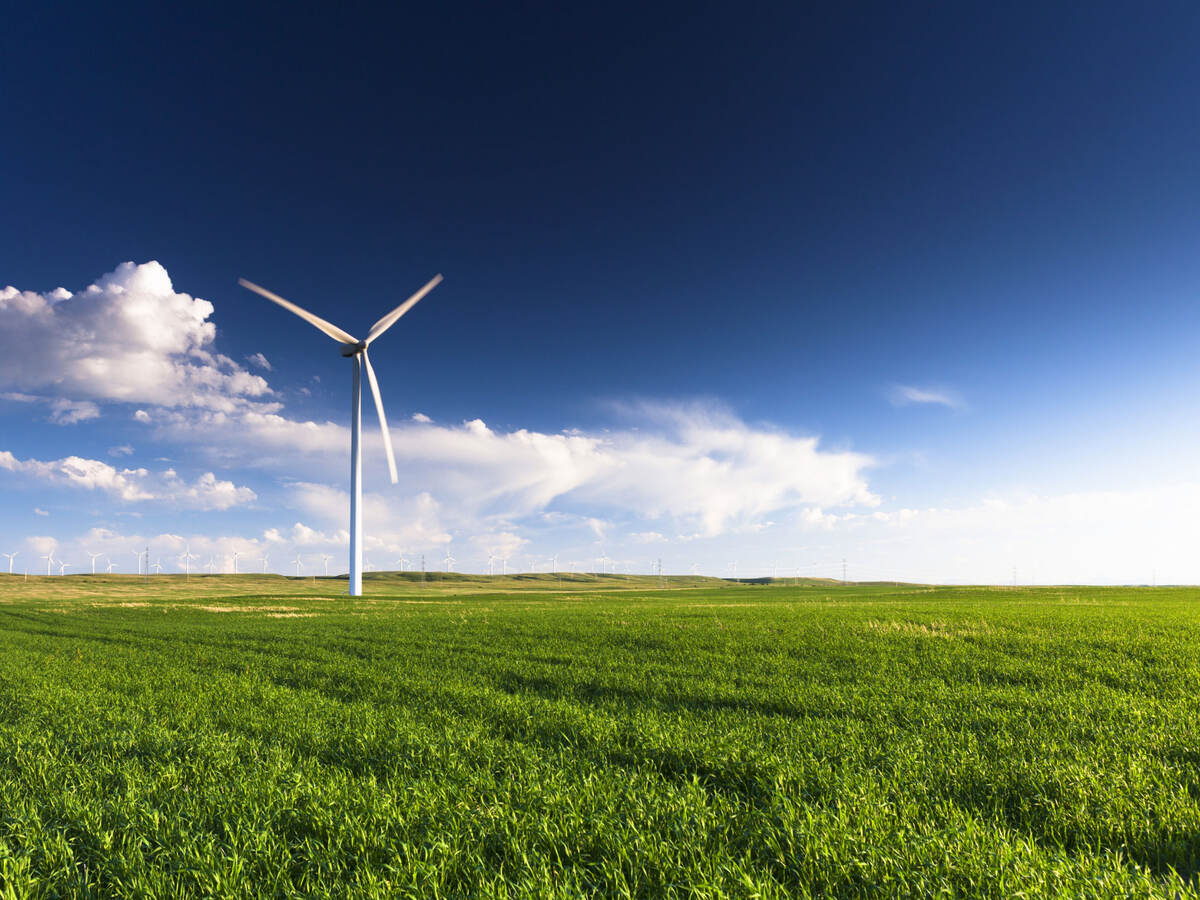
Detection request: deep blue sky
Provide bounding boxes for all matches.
[3,2,1200,580]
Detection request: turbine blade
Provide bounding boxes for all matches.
[361,351,398,484]
[238,279,358,344]
[366,274,442,345]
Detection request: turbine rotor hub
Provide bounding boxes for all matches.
[341,340,367,357]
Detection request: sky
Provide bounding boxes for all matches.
[3,2,1200,583]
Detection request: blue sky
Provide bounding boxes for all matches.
[3,3,1200,583]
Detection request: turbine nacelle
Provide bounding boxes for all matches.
[340,340,368,357]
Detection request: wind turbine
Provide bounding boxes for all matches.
[42,552,54,576]
[131,548,144,576]
[179,543,198,578]
[397,553,410,572]
[105,560,118,574]
[442,549,455,573]
[364,556,375,572]
[549,554,558,573]
[320,554,332,576]
[205,556,216,575]
[292,555,303,577]
[487,553,496,576]
[260,554,270,574]
[87,551,103,575]
[57,561,71,576]
[239,272,443,596]
[2,552,16,575]
[231,551,241,575]
[150,559,163,575]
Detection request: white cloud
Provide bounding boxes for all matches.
[108,444,134,457]
[0,262,276,415]
[33,507,48,516]
[0,450,256,510]
[49,398,100,424]
[157,402,875,539]
[245,352,272,371]
[411,412,432,423]
[888,384,964,409]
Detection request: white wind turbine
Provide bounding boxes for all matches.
[87,551,103,575]
[150,559,163,575]
[2,552,16,575]
[42,552,55,576]
[293,555,303,577]
[132,548,144,576]
[240,272,443,596]
[260,554,270,574]
[488,553,496,576]
[231,551,241,575]
[58,561,71,576]
[320,554,332,576]
[396,553,410,572]
[181,544,199,578]
[442,548,455,572]
[204,556,216,575]
[105,560,118,573]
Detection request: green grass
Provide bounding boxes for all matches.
[0,577,1198,897]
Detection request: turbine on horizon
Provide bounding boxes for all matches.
[240,273,443,596]
[2,552,16,575]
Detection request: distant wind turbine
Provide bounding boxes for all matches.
[293,555,303,577]
[442,549,455,572]
[131,548,144,576]
[57,561,71,576]
[260,554,270,574]
[180,543,199,578]
[105,560,118,574]
[488,553,496,576]
[87,551,103,575]
[42,553,54,576]
[231,550,241,575]
[320,554,332,576]
[150,559,163,575]
[239,272,443,596]
[397,553,410,572]
[2,552,16,575]
[205,556,216,575]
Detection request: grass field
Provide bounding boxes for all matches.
[0,575,1198,898]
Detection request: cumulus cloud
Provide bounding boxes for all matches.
[0,450,256,510]
[888,384,964,409]
[0,262,275,414]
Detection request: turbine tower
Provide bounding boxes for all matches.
[2,552,16,575]
[231,551,241,575]
[132,548,144,576]
[488,553,496,576]
[240,273,443,596]
[150,559,163,575]
[58,561,71,576]
[42,553,54,576]
[293,555,303,577]
[442,549,455,572]
[105,560,118,573]
[260,554,270,574]
[87,551,102,575]
[320,554,332,576]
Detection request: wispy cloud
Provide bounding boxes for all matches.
[245,352,272,371]
[888,384,964,410]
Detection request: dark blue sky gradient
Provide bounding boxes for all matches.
[4,2,1200,506]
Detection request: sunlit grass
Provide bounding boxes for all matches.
[0,578,1197,897]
